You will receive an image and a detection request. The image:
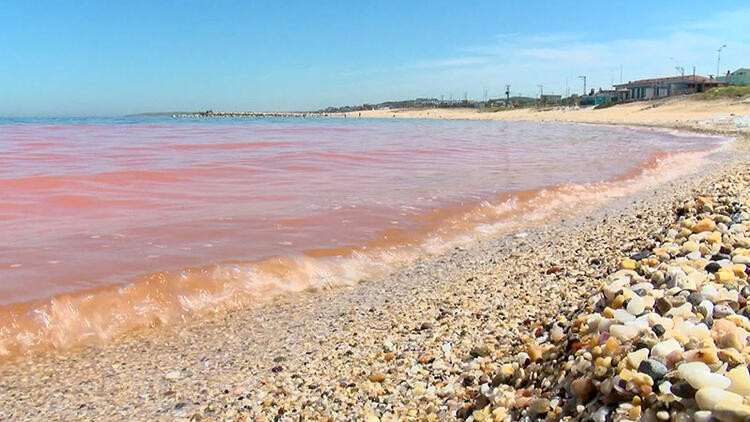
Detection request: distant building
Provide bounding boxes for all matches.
[613,75,720,101]
[579,89,619,106]
[717,68,750,86]
[539,94,562,105]
[594,89,619,103]
[509,96,537,107]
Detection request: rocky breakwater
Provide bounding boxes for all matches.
[170,110,317,118]
[465,179,750,421]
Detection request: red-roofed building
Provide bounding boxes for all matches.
[613,75,720,101]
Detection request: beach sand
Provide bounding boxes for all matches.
[345,95,750,135]
[2,98,750,421]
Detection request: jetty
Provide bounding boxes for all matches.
[171,110,323,118]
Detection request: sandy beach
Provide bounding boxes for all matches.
[2,99,750,421]
[344,95,750,135]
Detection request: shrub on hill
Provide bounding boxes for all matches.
[593,100,618,110]
[698,86,750,100]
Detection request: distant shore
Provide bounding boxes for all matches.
[171,94,750,136]
[339,95,750,136]
[2,101,750,420]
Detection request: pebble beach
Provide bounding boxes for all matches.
[2,129,750,421]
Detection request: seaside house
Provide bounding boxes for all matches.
[594,89,619,104]
[613,75,720,101]
[508,96,537,107]
[538,94,562,105]
[578,89,619,106]
[717,68,750,86]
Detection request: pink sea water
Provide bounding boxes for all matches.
[0,117,726,356]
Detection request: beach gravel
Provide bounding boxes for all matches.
[467,167,750,421]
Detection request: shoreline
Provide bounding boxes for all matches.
[157,94,750,140]
[337,95,750,138]
[1,115,749,420]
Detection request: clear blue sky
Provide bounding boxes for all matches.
[1,1,748,116]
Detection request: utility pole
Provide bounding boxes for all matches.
[505,84,510,105]
[565,78,569,98]
[578,75,587,96]
[483,88,487,102]
[619,64,623,84]
[717,44,727,77]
